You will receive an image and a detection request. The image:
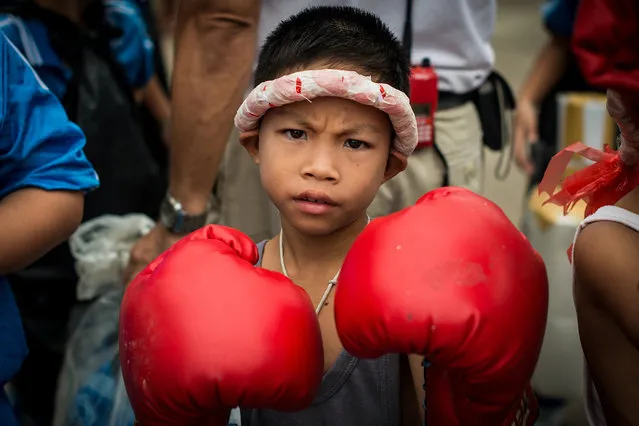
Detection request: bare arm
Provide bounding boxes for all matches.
[169,0,261,213]
[0,189,83,274]
[514,35,570,173]
[518,35,570,104]
[574,222,639,425]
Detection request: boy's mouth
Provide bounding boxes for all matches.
[294,190,337,206]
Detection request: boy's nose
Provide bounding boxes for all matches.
[301,146,339,182]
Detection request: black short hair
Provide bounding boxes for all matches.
[254,6,410,94]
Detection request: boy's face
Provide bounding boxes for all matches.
[242,96,404,236]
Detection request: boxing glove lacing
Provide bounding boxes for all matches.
[278,216,371,316]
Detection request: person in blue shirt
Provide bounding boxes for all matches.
[0,2,168,424]
[0,33,99,426]
[513,0,595,186]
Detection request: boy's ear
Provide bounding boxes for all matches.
[239,130,260,164]
[383,152,408,182]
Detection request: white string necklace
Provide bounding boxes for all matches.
[279,216,371,316]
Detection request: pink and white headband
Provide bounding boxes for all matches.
[234,69,418,157]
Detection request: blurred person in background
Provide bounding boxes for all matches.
[513,0,598,190]
[0,1,169,424]
[126,0,502,280]
[133,0,175,169]
[135,0,171,88]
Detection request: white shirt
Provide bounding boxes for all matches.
[257,0,496,93]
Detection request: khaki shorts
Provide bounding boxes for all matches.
[212,101,483,240]
[369,101,483,217]
[209,128,280,243]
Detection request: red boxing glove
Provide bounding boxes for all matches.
[120,225,323,426]
[335,187,548,426]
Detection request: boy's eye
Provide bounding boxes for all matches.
[345,139,367,150]
[284,129,307,140]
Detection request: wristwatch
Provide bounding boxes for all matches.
[159,192,211,234]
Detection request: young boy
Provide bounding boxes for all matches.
[542,89,639,425]
[0,33,99,426]
[540,1,639,422]
[120,6,547,426]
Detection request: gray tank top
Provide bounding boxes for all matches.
[240,241,401,426]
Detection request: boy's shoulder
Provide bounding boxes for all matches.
[574,218,639,301]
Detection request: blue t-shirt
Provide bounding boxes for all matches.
[0,0,155,100]
[0,33,99,385]
[541,0,580,38]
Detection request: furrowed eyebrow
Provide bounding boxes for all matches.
[271,109,385,136]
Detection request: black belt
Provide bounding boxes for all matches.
[438,91,476,111]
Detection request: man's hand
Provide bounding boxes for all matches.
[124,223,182,285]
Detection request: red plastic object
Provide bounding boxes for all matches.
[410,60,438,149]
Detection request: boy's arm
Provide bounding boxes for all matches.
[0,189,83,274]
[573,221,639,424]
[0,35,98,273]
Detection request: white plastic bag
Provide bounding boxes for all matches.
[69,214,154,301]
